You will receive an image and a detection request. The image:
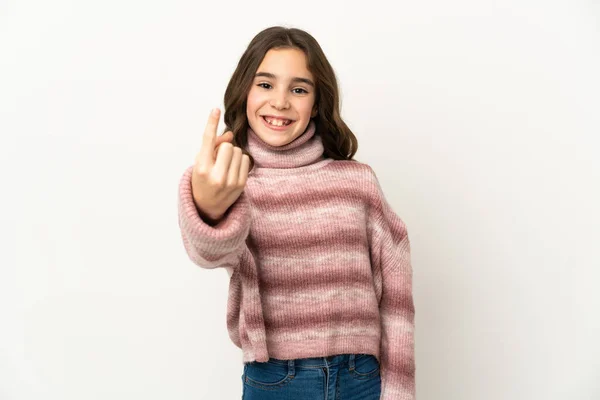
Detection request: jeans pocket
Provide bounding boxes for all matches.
[242,360,295,390]
[348,354,380,380]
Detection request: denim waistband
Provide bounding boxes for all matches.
[264,353,366,368]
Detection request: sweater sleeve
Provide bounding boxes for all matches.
[367,167,416,400]
[177,165,251,269]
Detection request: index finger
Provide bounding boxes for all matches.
[198,108,220,163]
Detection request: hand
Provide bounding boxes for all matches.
[191,108,251,223]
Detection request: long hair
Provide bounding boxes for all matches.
[223,26,358,171]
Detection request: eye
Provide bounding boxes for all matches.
[257,83,308,94]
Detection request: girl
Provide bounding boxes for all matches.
[177,26,415,400]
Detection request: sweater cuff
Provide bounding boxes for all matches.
[177,165,251,268]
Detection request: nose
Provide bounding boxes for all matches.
[269,88,290,110]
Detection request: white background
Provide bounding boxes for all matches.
[1,0,599,399]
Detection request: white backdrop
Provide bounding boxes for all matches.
[1,0,599,399]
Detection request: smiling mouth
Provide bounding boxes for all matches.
[262,116,294,127]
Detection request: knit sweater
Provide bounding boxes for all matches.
[177,120,416,399]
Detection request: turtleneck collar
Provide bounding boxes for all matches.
[246,120,325,169]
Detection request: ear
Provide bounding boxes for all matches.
[311,106,318,118]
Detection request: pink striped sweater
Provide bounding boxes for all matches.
[177,120,416,399]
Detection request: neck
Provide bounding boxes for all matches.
[246,120,325,169]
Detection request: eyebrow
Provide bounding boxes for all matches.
[254,72,315,88]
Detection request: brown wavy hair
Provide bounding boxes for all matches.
[223,26,358,171]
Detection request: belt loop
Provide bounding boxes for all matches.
[288,359,295,376]
[349,354,355,370]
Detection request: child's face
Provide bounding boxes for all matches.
[246,48,317,147]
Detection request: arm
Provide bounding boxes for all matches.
[367,167,416,399]
[177,165,251,269]
[177,165,270,361]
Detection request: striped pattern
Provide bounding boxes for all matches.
[177,120,416,399]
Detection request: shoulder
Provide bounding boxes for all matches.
[323,159,383,203]
[324,159,379,183]
[323,160,403,224]
[326,158,381,184]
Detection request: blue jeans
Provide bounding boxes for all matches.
[241,353,381,400]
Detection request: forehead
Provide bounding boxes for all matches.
[257,48,313,80]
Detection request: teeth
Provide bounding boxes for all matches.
[264,117,291,127]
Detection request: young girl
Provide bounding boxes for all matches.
[177,26,415,400]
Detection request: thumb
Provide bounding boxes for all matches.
[212,131,235,159]
[215,131,234,146]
